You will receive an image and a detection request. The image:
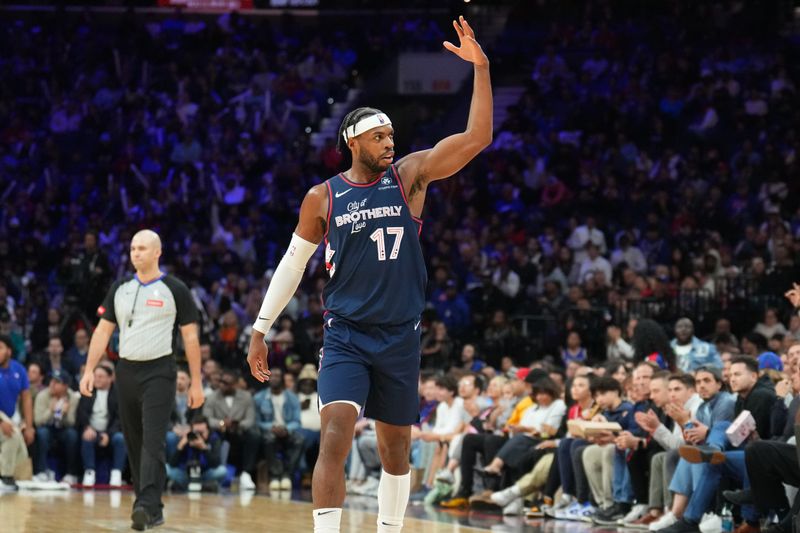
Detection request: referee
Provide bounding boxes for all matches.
[80,229,204,531]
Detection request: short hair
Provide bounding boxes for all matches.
[651,370,671,384]
[435,374,459,396]
[190,414,210,427]
[636,361,660,374]
[95,365,113,377]
[222,368,240,379]
[0,334,12,350]
[573,373,598,395]
[744,332,768,352]
[471,373,486,393]
[531,377,562,399]
[337,107,386,153]
[669,373,695,389]
[420,370,437,383]
[694,365,723,383]
[549,367,567,382]
[594,375,623,396]
[730,355,759,374]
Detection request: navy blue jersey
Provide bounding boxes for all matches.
[322,165,427,325]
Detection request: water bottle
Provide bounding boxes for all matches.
[721,504,734,533]
[188,460,202,492]
[54,398,65,428]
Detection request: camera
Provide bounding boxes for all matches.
[187,431,198,441]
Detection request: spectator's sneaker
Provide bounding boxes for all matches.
[62,474,78,486]
[526,503,547,519]
[0,476,18,492]
[434,468,455,485]
[239,471,255,491]
[502,497,524,516]
[82,470,96,488]
[593,502,632,525]
[353,476,379,496]
[576,503,597,522]
[660,518,701,533]
[269,479,281,492]
[650,511,678,531]
[279,477,292,491]
[622,504,650,526]
[109,469,123,487]
[679,445,726,465]
[546,494,574,517]
[408,486,430,502]
[131,507,164,531]
[490,485,522,508]
[556,501,582,520]
[698,513,721,533]
[439,496,469,509]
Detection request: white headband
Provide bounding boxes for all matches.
[343,113,392,142]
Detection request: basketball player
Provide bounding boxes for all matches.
[246,17,492,533]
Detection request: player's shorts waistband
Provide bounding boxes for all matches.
[323,312,419,331]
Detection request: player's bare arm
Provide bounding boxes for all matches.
[246,183,328,382]
[395,16,493,217]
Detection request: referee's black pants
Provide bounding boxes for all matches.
[116,355,176,515]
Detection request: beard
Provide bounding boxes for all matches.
[359,151,390,173]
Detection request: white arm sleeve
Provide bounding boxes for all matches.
[252,233,319,334]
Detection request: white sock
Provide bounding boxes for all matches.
[509,485,521,498]
[377,469,410,532]
[313,508,342,533]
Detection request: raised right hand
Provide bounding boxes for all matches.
[247,331,271,383]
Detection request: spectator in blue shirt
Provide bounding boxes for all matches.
[254,367,303,492]
[0,335,34,448]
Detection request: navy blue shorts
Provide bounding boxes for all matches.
[318,315,421,426]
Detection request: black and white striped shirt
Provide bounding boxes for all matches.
[98,274,199,361]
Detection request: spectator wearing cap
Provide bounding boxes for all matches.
[757,351,783,372]
[296,364,321,480]
[76,364,126,487]
[33,369,80,483]
[0,335,35,449]
[253,367,304,492]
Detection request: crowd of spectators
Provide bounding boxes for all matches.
[0,3,798,530]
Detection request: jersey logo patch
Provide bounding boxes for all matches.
[146,299,164,307]
[335,188,353,198]
[381,177,392,185]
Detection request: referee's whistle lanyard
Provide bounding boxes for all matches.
[128,283,142,328]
